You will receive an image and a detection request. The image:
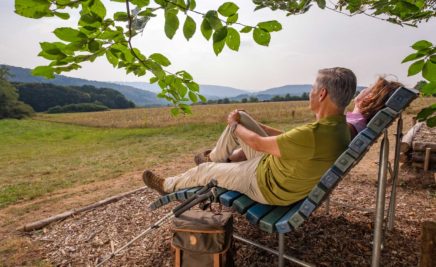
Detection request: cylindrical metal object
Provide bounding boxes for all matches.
[278,233,285,267]
[387,114,403,231]
[371,130,389,267]
[233,234,314,267]
[325,196,330,215]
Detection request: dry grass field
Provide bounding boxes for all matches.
[34,101,312,128]
[34,97,434,129]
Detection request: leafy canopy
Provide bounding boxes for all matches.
[15,0,283,115]
[14,0,436,125]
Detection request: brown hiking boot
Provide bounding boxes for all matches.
[194,149,212,165]
[142,170,166,195]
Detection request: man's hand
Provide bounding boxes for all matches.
[227,109,241,125]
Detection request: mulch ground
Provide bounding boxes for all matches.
[26,125,436,267]
[27,171,435,266]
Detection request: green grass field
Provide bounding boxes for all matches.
[0,119,228,208]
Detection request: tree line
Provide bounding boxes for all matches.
[199,92,309,105]
[15,83,135,112]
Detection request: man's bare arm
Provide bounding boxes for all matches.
[234,124,281,157]
[259,123,283,136]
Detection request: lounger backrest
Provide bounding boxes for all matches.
[282,87,419,231]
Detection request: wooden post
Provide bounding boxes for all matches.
[420,221,436,267]
[424,147,432,171]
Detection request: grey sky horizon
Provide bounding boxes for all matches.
[1,0,435,91]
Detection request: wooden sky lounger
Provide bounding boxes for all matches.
[149,87,419,267]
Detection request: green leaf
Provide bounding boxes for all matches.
[226,27,240,51]
[316,0,326,9]
[183,16,196,41]
[188,0,196,10]
[213,27,228,43]
[32,65,55,79]
[213,38,226,56]
[177,70,193,80]
[431,55,436,64]
[401,52,425,63]
[200,19,212,40]
[188,91,198,102]
[240,26,252,33]
[407,59,425,76]
[187,82,199,92]
[417,104,436,122]
[150,77,159,84]
[218,2,239,17]
[15,0,51,19]
[205,11,222,30]
[54,27,87,42]
[426,116,436,127]
[420,82,436,95]
[54,12,70,20]
[106,50,118,67]
[79,13,102,27]
[253,28,270,46]
[150,53,171,66]
[38,51,66,60]
[90,0,106,20]
[164,10,179,39]
[257,20,282,32]
[411,40,433,51]
[114,12,128,21]
[227,13,238,24]
[171,107,180,116]
[131,0,150,8]
[88,40,101,52]
[422,61,436,82]
[199,94,207,102]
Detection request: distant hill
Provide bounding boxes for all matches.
[2,65,166,107]
[117,82,249,99]
[257,84,313,96]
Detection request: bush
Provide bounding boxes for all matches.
[47,103,110,113]
[0,70,34,119]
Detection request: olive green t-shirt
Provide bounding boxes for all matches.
[256,115,350,206]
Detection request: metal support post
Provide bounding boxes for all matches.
[371,130,389,267]
[233,234,314,267]
[279,233,285,267]
[387,114,403,231]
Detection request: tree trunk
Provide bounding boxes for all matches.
[17,186,146,232]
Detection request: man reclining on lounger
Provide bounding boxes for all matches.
[143,67,357,206]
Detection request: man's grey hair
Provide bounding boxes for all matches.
[315,67,357,108]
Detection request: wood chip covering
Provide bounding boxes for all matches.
[29,168,435,267]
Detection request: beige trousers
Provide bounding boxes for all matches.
[163,112,269,204]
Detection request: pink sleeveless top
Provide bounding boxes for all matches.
[346,112,367,133]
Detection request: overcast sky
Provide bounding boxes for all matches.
[1,0,435,91]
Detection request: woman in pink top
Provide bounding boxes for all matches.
[346,77,403,138]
